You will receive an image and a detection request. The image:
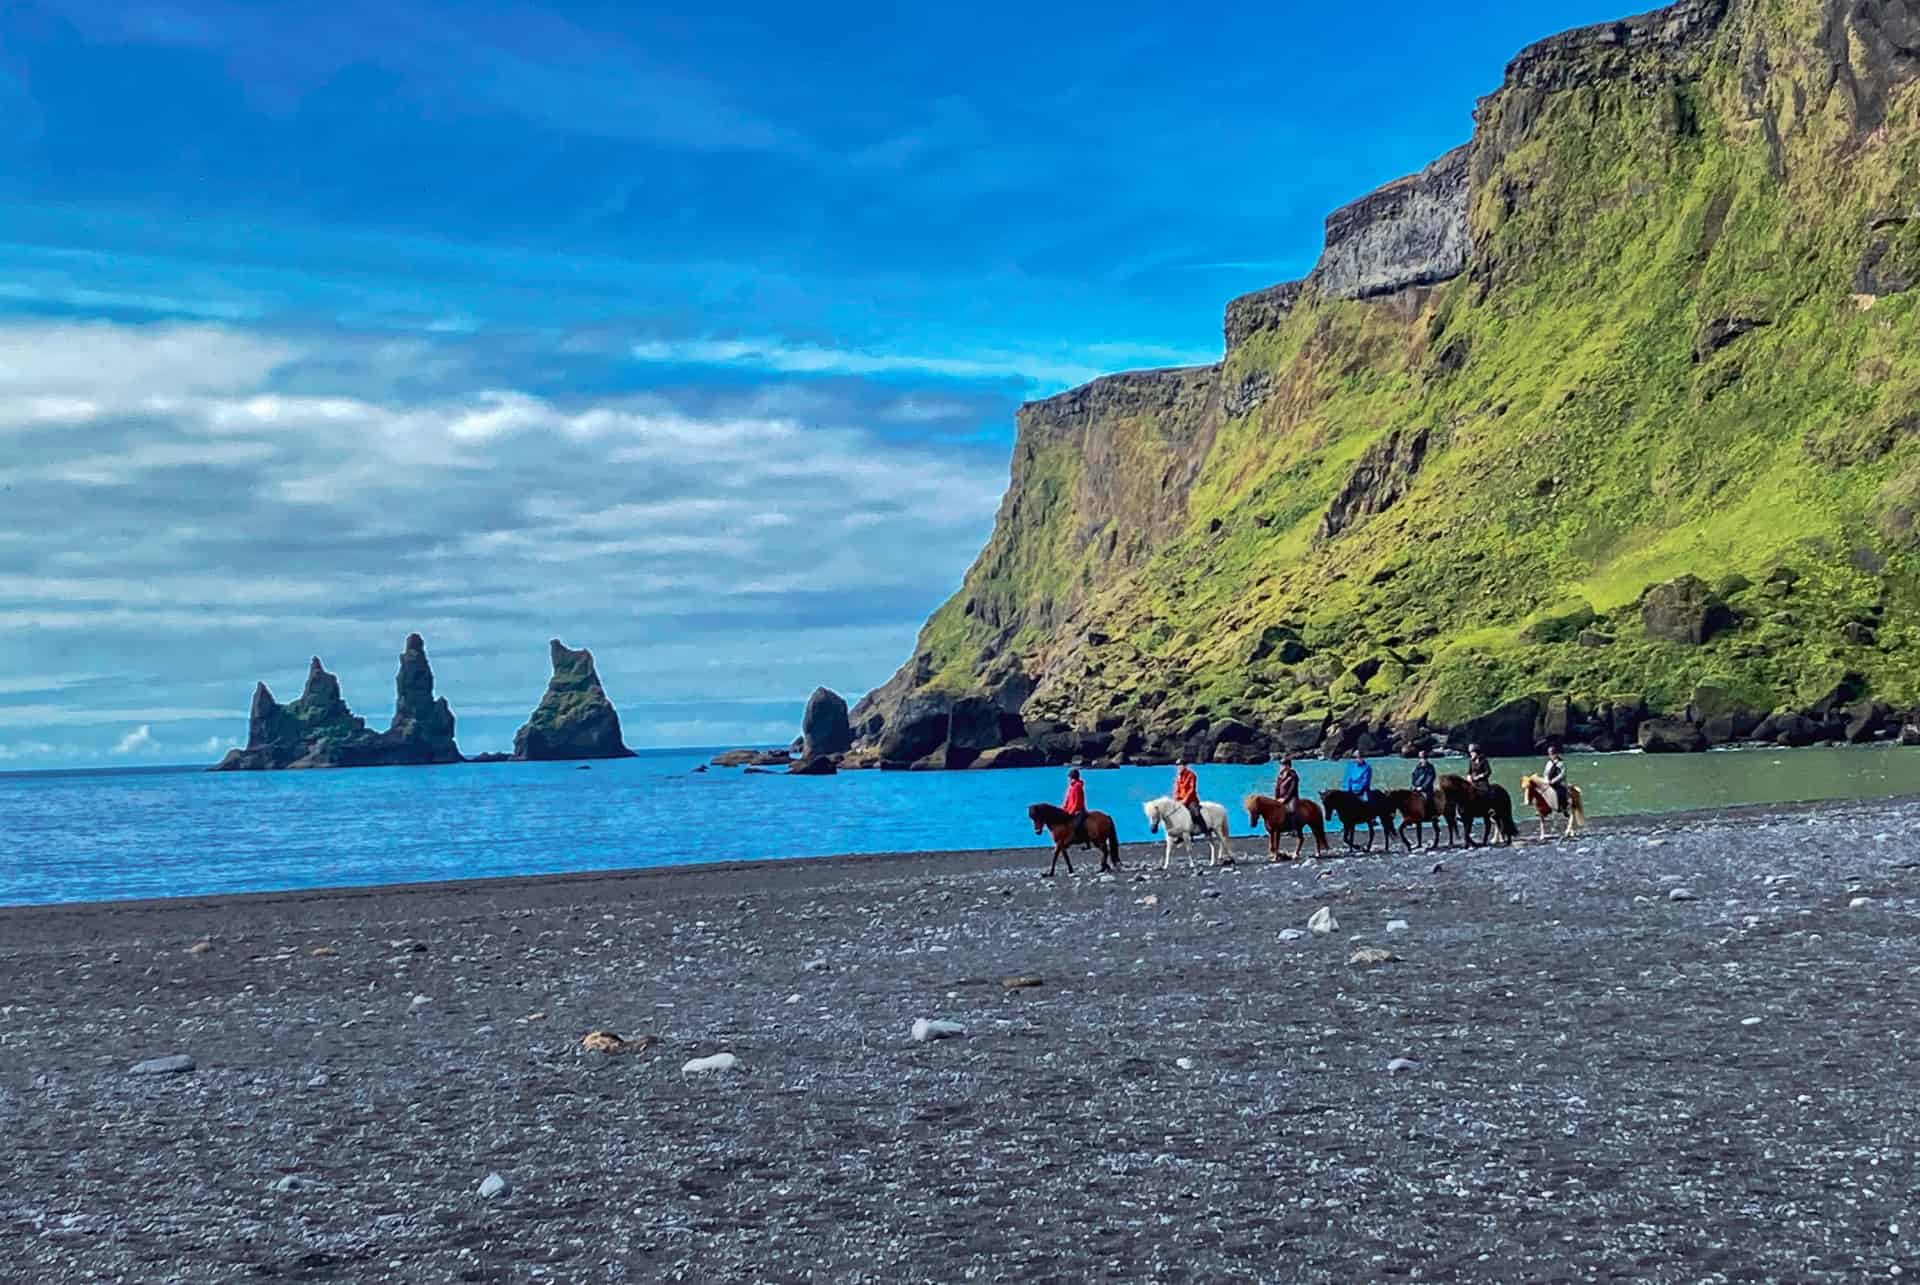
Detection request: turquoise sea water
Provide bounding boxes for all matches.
[5,745,1920,906]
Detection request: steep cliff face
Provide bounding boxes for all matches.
[850,0,1920,765]
[214,636,462,770]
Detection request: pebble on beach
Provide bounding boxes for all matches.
[129,1055,195,1076]
[681,1052,740,1074]
[1669,887,1699,902]
[1309,907,1338,936]
[477,1173,511,1199]
[911,1018,967,1043]
[1348,947,1397,967]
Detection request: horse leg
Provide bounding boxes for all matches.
[1044,843,1060,877]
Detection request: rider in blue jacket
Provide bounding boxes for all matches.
[1342,749,1373,803]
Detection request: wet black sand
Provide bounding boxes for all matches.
[4,798,1920,1282]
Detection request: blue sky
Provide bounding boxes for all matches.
[0,0,1635,766]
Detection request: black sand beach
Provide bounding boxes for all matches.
[4,799,1920,1282]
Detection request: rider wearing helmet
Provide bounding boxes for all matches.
[1174,759,1209,837]
[1466,743,1492,796]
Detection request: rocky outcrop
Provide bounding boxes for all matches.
[1641,576,1736,644]
[799,688,852,759]
[1638,718,1709,753]
[1309,146,1471,301]
[512,640,635,761]
[1316,425,1432,541]
[1501,0,1730,93]
[213,636,462,770]
[1224,280,1304,351]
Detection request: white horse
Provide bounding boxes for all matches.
[1143,798,1233,870]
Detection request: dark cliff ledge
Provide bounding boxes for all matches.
[1017,365,1221,441]
[213,635,463,771]
[1501,0,1731,90]
[1310,143,1473,301]
[513,640,636,761]
[1224,280,1305,351]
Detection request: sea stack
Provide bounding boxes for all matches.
[799,687,852,759]
[512,639,636,761]
[213,636,462,770]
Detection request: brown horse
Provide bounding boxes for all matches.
[1243,794,1330,861]
[1519,774,1586,841]
[1386,789,1448,849]
[1028,803,1122,876]
[1435,775,1518,847]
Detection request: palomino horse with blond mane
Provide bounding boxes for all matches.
[1519,774,1586,841]
[1244,794,1329,861]
[1143,797,1232,870]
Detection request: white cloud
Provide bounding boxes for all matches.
[629,335,1206,391]
[0,320,1012,765]
[113,724,155,755]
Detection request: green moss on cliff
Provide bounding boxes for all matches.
[873,0,1920,743]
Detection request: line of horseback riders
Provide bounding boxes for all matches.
[1034,743,1581,872]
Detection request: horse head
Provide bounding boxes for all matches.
[1143,800,1163,834]
[1243,794,1262,826]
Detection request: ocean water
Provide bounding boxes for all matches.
[5,745,1920,906]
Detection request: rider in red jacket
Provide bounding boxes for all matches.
[1174,760,1209,836]
[1062,768,1088,844]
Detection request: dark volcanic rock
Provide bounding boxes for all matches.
[512,640,635,761]
[1223,280,1305,351]
[787,756,838,776]
[1693,316,1770,361]
[799,687,853,759]
[1310,144,1471,301]
[214,637,462,771]
[1449,696,1543,756]
[1641,575,1735,644]
[1638,718,1708,753]
[968,743,1050,770]
[378,634,462,766]
[878,694,953,766]
[1317,425,1432,542]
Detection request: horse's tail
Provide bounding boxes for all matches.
[1571,788,1587,825]
[1496,791,1518,840]
[1104,827,1121,865]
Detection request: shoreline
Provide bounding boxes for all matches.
[3,790,1908,926]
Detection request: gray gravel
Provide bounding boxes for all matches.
[3,799,1919,1282]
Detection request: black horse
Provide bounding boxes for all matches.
[1435,775,1519,847]
[1318,789,1408,853]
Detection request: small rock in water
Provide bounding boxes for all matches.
[1385,919,1410,934]
[1277,929,1305,942]
[911,1018,967,1043]
[129,1055,195,1077]
[1308,907,1338,936]
[1348,947,1397,967]
[1668,888,1699,903]
[1175,1057,1195,1071]
[1387,1057,1418,1075]
[681,1052,740,1074]
[478,1173,511,1199]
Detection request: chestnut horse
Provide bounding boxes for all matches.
[1243,794,1330,861]
[1028,803,1122,876]
[1319,789,1408,853]
[1519,774,1586,841]
[1387,788,1448,849]
[1435,774,1518,847]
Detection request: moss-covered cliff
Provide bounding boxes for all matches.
[850,0,1920,765]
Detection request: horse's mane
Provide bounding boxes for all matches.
[1029,802,1071,825]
